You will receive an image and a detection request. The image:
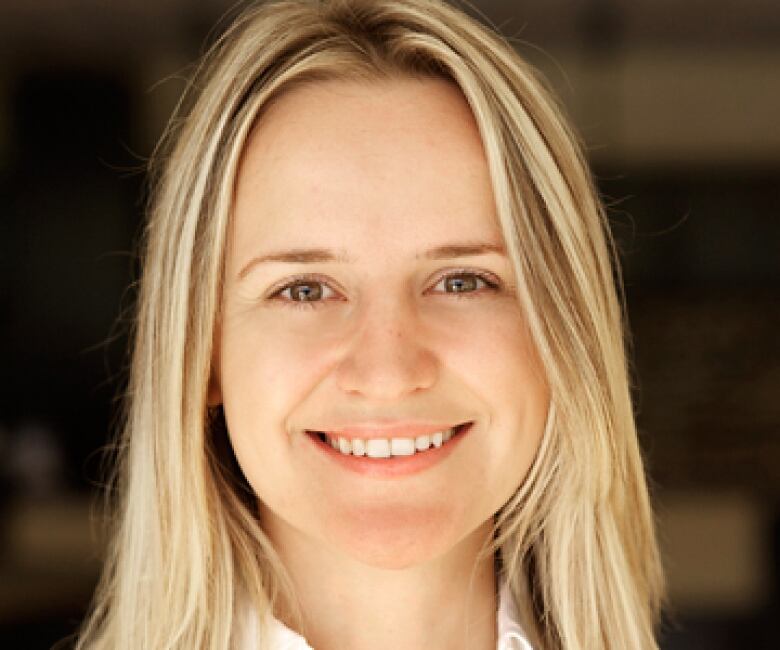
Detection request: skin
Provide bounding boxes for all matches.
[212,77,550,650]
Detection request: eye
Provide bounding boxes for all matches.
[431,270,500,296]
[268,275,338,310]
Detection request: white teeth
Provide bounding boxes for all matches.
[351,438,366,456]
[390,438,416,456]
[321,425,465,458]
[415,434,431,451]
[365,438,391,458]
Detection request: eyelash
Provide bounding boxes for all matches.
[267,269,501,311]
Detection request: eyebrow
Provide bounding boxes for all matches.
[237,242,507,279]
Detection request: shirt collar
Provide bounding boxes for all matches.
[242,579,534,649]
[497,579,534,650]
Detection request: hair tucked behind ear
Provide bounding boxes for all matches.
[75,2,663,649]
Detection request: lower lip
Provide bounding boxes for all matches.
[305,422,473,479]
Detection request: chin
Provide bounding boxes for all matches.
[326,503,465,570]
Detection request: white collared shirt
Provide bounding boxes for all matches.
[495,579,534,650]
[237,579,534,650]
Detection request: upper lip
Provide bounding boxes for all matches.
[306,421,471,439]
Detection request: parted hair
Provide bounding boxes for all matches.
[75,1,664,648]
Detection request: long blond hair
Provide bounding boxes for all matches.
[76,1,663,648]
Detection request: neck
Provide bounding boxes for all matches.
[265,514,498,650]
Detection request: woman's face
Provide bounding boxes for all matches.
[215,77,549,569]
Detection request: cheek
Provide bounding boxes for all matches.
[456,306,548,489]
[442,300,543,393]
[217,315,332,492]
[220,312,338,410]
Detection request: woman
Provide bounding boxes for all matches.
[76,1,664,648]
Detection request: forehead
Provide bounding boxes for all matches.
[231,77,503,258]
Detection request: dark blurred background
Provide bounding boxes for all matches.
[0,0,777,648]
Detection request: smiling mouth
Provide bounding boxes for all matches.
[306,422,472,458]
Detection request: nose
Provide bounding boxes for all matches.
[334,295,438,401]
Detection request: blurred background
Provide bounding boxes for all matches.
[0,0,777,648]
